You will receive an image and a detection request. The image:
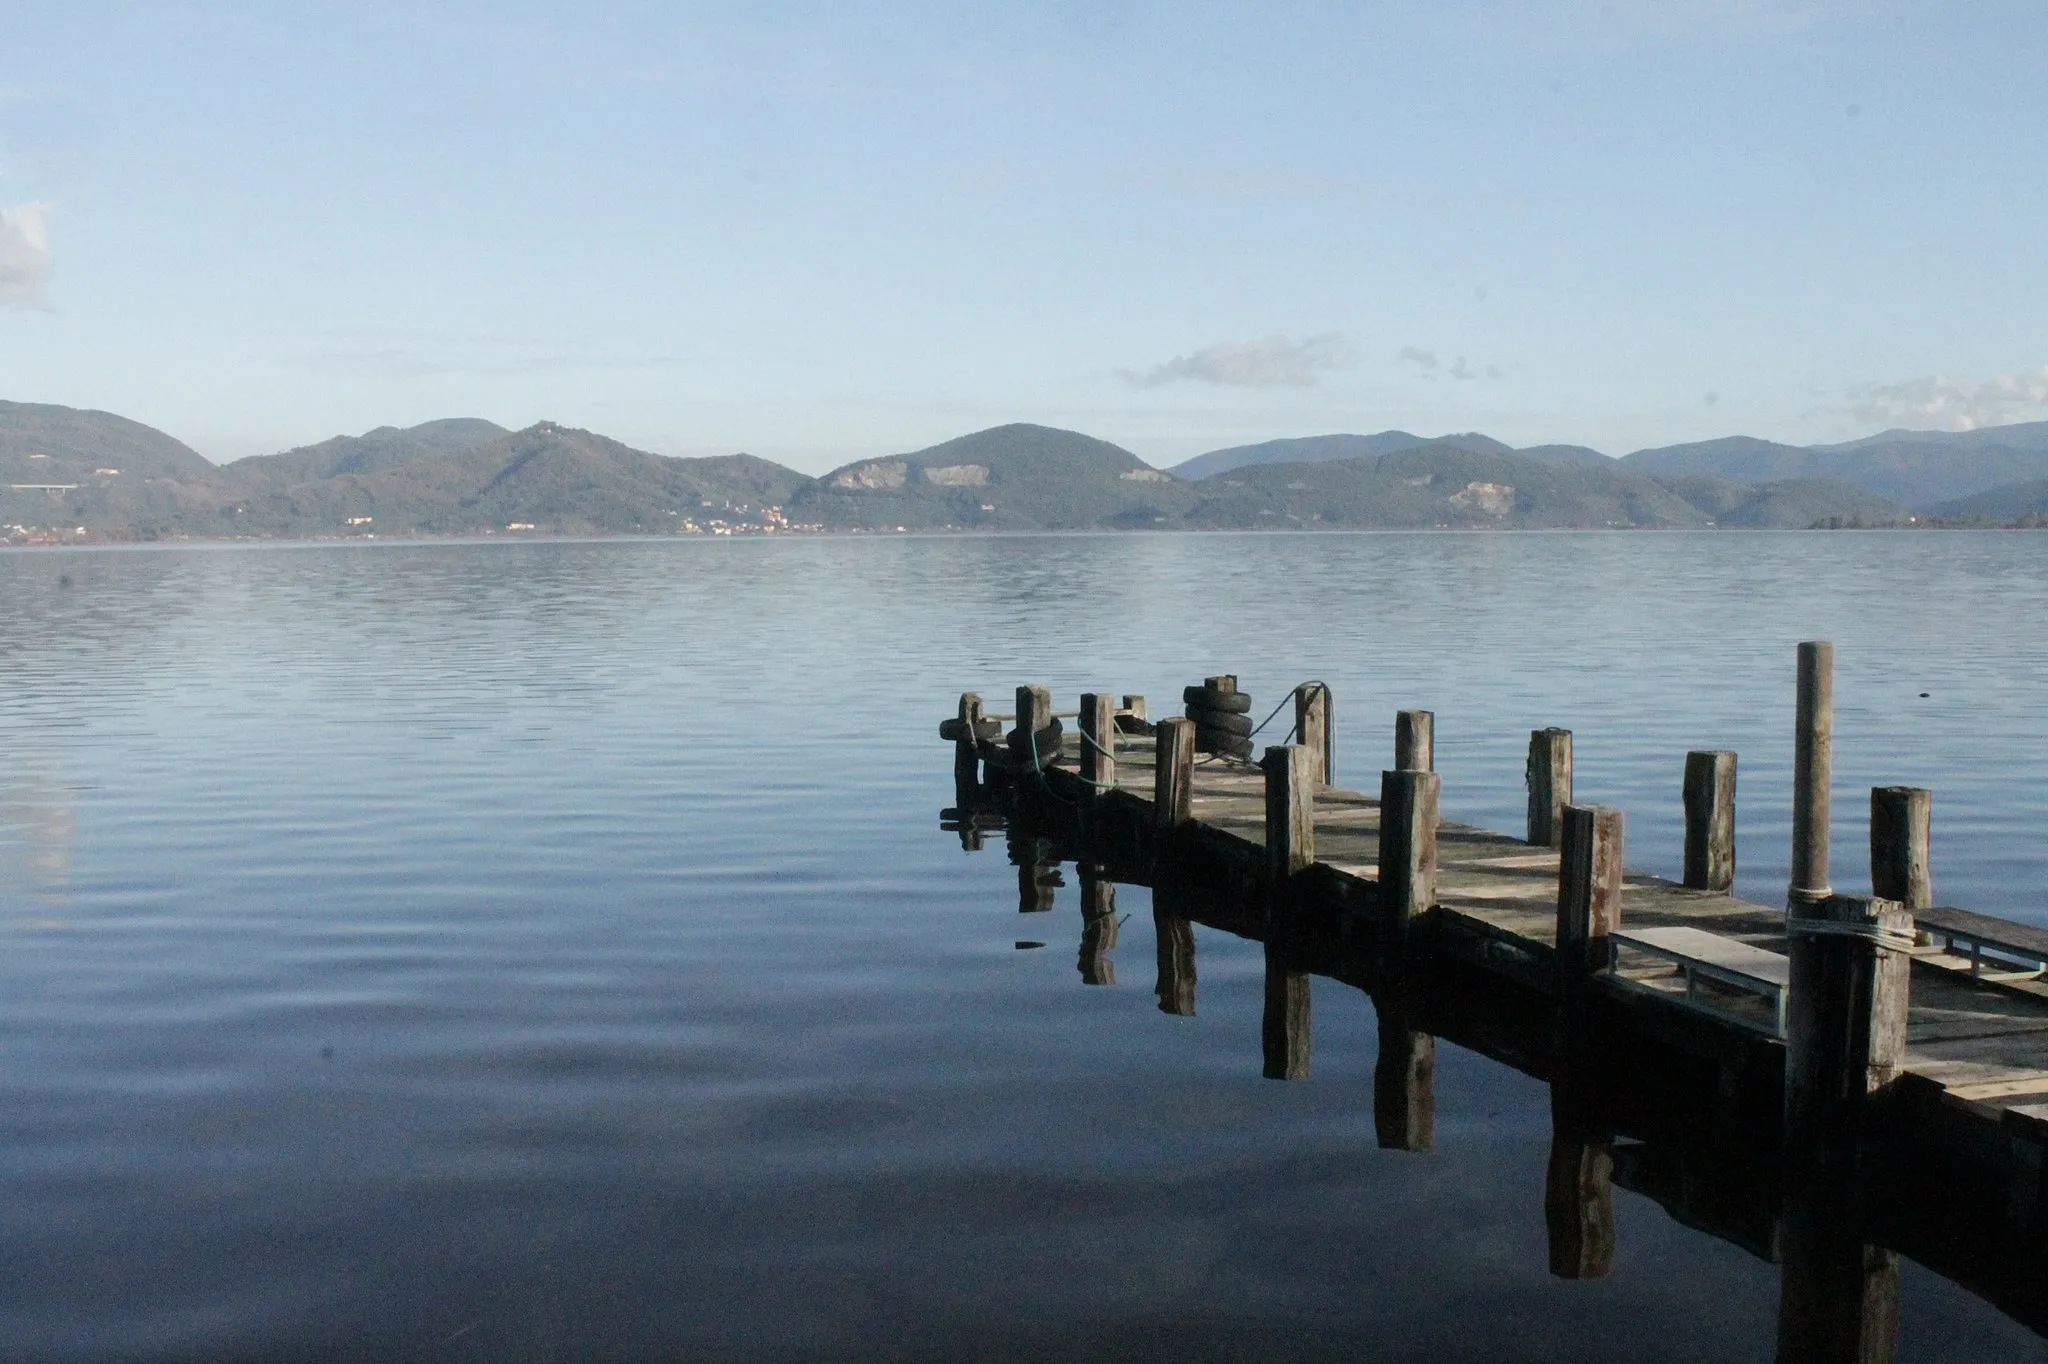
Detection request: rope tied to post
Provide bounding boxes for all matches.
[1076,725,1120,790]
[1785,916,1919,954]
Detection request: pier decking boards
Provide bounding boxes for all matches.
[938,656,2048,1354]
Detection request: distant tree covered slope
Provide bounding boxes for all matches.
[0,399,216,481]
[791,423,1182,529]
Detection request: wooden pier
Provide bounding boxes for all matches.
[938,650,2048,1359]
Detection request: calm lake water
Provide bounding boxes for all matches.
[3,532,2047,1362]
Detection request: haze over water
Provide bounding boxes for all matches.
[3,532,2047,1361]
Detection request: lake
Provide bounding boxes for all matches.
[3,532,2047,1361]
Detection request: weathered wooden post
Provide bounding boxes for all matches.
[1870,786,1932,911]
[1263,938,1311,1080]
[1784,893,1912,1160]
[1395,709,1434,772]
[1683,750,1738,892]
[1790,641,1835,910]
[1153,897,1196,1016]
[1527,728,1573,847]
[1079,692,1117,795]
[1077,865,1118,986]
[1294,683,1334,785]
[1557,805,1624,977]
[1263,744,1316,882]
[952,692,984,798]
[1119,695,1147,729]
[1014,684,1056,771]
[1154,717,1196,829]
[1379,769,1440,948]
[1373,996,1436,1151]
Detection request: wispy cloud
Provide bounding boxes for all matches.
[1119,332,1356,389]
[1398,346,1439,370]
[1850,366,2048,431]
[0,202,53,309]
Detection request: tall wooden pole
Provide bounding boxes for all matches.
[1790,642,1835,910]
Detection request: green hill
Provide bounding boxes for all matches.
[229,418,509,482]
[1171,430,1516,481]
[212,423,811,537]
[0,399,216,484]
[790,423,1181,530]
[1927,480,2048,525]
[1624,429,2048,508]
[1183,443,1707,529]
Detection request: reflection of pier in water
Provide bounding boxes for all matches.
[938,659,2048,1360]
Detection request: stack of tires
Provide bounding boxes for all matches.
[1183,675,1253,761]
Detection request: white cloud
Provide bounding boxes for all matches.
[1850,366,2048,431]
[1449,356,1476,381]
[1119,332,1356,389]
[1398,346,1439,370]
[0,202,53,308]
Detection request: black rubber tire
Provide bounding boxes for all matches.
[1198,731,1254,760]
[1188,708,1254,738]
[1009,721,1065,766]
[1182,685,1252,714]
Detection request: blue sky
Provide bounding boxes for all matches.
[2,1,2044,470]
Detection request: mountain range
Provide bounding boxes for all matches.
[5,398,2048,542]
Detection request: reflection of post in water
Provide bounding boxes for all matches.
[1153,880,1197,1016]
[1076,864,1118,986]
[1544,1079,1616,1280]
[1263,937,1310,1081]
[1777,1177,1897,1364]
[1372,992,1435,1151]
[1008,830,1062,914]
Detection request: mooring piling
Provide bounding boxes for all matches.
[1683,750,1738,893]
[1263,744,1317,882]
[1294,683,1333,785]
[1378,769,1440,947]
[1870,786,1932,911]
[1079,692,1117,795]
[1791,641,1836,909]
[1557,805,1624,978]
[1395,709,1435,773]
[1784,893,1912,1165]
[1527,728,1574,847]
[951,692,985,797]
[1153,717,1195,829]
